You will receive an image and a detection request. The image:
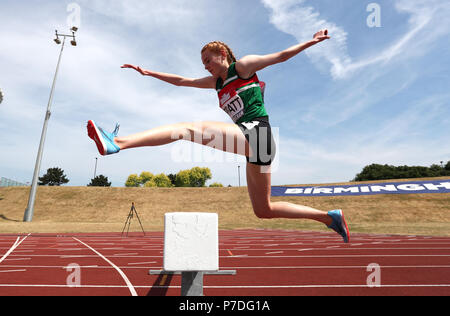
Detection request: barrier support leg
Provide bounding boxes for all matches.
[149,270,236,296]
[181,271,204,296]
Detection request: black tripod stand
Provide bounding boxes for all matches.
[121,202,145,237]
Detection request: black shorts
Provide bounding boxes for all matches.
[237,116,276,166]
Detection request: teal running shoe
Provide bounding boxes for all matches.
[87,120,120,156]
[327,209,350,243]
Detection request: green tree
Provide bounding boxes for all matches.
[38,167,69,186]
[175,169,191,187]
[189,167,212,187]
[353,161,450,181]
[126,172,174,187]
[88,175,111,187]
[125,174,141,187]
[445,161,450,171]
[126,167,214,187]
[167,173,177,186]
[139,171,173,187]
[139,171,154,185]
[153,173,173,187]
[429,164,443,177]
[143,179,157,187]
[175,167,212,187]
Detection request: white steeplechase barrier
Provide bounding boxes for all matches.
[149,212,236,296]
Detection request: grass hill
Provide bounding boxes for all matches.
[0,177,449,236]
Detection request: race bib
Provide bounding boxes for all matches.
[220,92,244,123]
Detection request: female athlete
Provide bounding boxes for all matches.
[87,29,350,243]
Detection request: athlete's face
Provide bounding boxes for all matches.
[201,49,228,78]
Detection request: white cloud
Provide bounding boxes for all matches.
[262,0,450,79]
[79,0,202,29]
[261,0,351,79]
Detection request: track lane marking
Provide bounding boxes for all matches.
[72,237,138,296]
[0,284,448,289]
[0,269,27,273]
[0,234,31,264]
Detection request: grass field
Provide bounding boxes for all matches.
[0,177,449,236]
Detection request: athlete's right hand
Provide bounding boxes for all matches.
[121,64,146,75]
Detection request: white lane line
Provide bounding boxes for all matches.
[2,258,32,261]
[203,284,450,289]
[127,261,157,266]
[221,265,450,269]
[113,253,138,256]
[57,248,83,252]
[0,234,31,264]
[72,237,138,296]
[265,251,284,255]
[3,264,448,270]
[224,254,450,258]
[2,284,448,290]
[0,269,27,273]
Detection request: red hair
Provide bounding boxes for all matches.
[201,41,237,64]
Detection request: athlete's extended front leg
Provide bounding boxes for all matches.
[88,120,251,156]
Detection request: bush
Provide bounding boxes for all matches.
[353,161,450,181]
[153,173,173,187]
[126,167,214,187]
[126,172,173,187]
[87,175,111,187]
[125,174,140,187]
[175,167,212,187]
[139,171,154,185]
[39,167,69,186]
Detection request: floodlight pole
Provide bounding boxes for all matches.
[238,165,241,187]
[24,29,77,222]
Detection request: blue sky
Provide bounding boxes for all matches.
[1,0,449,187]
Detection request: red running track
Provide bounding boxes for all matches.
[0,229,449,296]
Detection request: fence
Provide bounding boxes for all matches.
[0,177,28,187]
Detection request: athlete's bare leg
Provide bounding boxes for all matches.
[245,162,332,226]
[114,121,251,156]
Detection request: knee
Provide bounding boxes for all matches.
[253,204,274,219]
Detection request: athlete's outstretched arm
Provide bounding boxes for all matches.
[236,29,330,78]
[121,64,216,89]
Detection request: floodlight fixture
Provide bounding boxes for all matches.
[53,28,79,46]
[54,30,61,44]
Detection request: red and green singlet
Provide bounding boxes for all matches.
[216,62,268,124]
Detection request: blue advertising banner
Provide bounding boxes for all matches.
[272,179,450,197]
